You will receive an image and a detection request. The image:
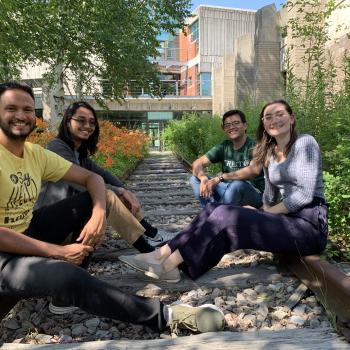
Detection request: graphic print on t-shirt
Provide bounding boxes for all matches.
[224,159,251,171]
[4,171,38,225]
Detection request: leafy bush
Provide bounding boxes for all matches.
[163,112,224,162]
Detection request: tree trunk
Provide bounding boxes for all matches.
[42,63,65,130]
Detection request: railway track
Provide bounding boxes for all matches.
[0,151,349,349]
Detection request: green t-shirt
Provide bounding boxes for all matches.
[206,137,265,192]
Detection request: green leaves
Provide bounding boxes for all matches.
[0,0,191,99]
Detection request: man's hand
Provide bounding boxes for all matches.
[77,209,107,247]
[52,243,93,265]
[199,178,212,199]
[120,189,141,215]
[206,177,220,194]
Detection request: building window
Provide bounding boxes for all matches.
[190,20,199,42]
[201,72,211,96]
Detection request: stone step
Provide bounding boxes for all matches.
[129,173,189,180]
[98,264,282,294]
[138,198,198,205]
[2,329,348,349]
[144,208,200,217]
[134,190,194,198]
[133,168,186,174]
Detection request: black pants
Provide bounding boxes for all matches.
[0,192,166,331]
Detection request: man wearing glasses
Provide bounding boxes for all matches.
[190,109,264,208]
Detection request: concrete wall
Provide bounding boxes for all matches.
[212,4,283,115]
[198,6,256,68]
[254,5,283,103]
[212,64,222,115]
[234,35,255,105]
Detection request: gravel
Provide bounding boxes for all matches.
[0,243,331,345]
[0,154,333,345]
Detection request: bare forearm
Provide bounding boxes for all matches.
[192,164,206,179]
[224,162,262,181]
[85,174,106,214]
[192,157,211,181]
[0,228,58,257]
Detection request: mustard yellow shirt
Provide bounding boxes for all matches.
[0,142,72,232]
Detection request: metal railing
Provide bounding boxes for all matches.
[121,79,212,97]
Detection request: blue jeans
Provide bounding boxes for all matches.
[190,175,263,208]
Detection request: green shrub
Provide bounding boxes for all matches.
[163,112,225,162]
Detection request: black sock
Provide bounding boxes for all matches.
[140,219,158,238]
[132,236,155,253]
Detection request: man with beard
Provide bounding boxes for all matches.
[0,81,225,333]
[190,109,264,208]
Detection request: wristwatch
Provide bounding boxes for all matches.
[217,173,225,182]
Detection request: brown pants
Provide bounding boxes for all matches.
[106,190,145,244]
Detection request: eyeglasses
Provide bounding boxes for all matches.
[71,117,96,128]
[262,113,289,124]
[223,121,242,129]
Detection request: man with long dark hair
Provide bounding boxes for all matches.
[37,101,168,254]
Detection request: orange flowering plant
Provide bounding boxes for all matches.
[93,120,149,178]
[27,118,55,147]
[27,118,149,178]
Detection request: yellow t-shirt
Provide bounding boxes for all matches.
[0,142,72,232]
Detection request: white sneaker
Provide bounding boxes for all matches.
[119,255,181,283]
[49,300,79,315]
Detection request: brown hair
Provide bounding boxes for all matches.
[254,100,298,166]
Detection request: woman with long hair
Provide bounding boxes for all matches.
[37,101,164,254]
[119,100,328,283]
